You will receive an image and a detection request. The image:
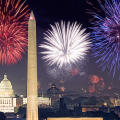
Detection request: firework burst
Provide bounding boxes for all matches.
[88,0,120,78]
[39,21,91,68]
[89,75,100,84]
[88,75,105,93]
[60,86,65,92]
[37,81,40,89]
[88,85,95,93]
[0,0,30,65]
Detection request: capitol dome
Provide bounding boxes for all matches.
[0,72,14,97]
[47,83,61,94]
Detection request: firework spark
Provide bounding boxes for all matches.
[37,81,40,89]
[59,79,64,83]
[108,86,112,89]
[71,68,79,76]
[88,75,105,93]
[88,85,95,93]
[0,0,30,65]
[39,21,91,68]
[46,62,87,81]
[89,75,100,84]
[89,0,120,78]
[60,86,65,92]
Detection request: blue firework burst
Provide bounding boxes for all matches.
[91,0,120,78]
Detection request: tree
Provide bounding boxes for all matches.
[0,112,6,120]
[96,100,104,105]
[82,96,98,105]
[63,96,72,105]
[17,106,26,115]
[72,96,87,104]
[85,111,119,120]
[103,111,119,120]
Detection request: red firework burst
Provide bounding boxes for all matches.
[108,86,112,89]
[0,0,30,65]
[88,85,95,93]
[88,75,105,92]
[60,86,65,92]
[37,81,40,89]
[89,75,100,84]
[71,68,79,76]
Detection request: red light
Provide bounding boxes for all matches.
[30,16,34,20]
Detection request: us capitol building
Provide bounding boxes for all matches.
[0,72,51,113]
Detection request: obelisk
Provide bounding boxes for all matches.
[27,11,38,120]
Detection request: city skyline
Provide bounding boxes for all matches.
[0,0,120,96]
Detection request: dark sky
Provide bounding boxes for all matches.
[0,0,120,96]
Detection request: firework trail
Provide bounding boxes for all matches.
[39,21,91,68]
[0,0,30,65]
[88,0,120,78]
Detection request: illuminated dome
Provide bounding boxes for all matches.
[0,72,14,97]
[47,83,61,94]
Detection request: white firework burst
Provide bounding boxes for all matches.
[39,21,91,68]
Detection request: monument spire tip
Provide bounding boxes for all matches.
[29,10,35,21]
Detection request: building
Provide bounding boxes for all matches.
[46,83,79,105]
[0,72,51,113]
[46,83,61,105]
[46,83,61,95]
[82,105,101,112]
[0,73,15,112]
[23,97,51,107]
[110,97,120,106]
[0,72,14,97]
[38,97,51,106]
[47,118,103,120]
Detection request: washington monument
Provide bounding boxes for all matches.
[27,11,38,120]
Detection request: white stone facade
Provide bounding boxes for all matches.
[38,97,51,106]
[0,106,14,113]
[0,74,14,97]
[0,73,51,113]
[0,97,51,113]
[23,97,51,106]
[0,98,12,107]
[23,98,27,104]
[0,98,14,113]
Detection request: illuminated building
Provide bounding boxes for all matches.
[23,97,51,107]
[81,105,100,112]
[27,10,38,120]
[110,97,120,106]
[0,73,15,113]
[0,72,51,113]
[46,83,61,105]
[0,98,14,113]
[23,98,27,104]
[0,73,24,113]
[38,96,51,106]
[47,118,103,120]
[46,83,79,105]
[46,83,61,95]
[0,72,14,97]
[115,99,120,106]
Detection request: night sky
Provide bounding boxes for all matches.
[0,0,120,96]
